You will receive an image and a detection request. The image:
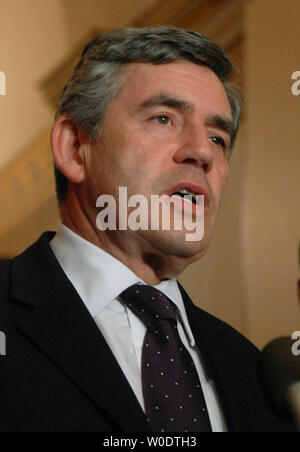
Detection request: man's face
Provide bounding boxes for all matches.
[85,60,234,267]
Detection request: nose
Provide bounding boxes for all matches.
[173,122,213,173]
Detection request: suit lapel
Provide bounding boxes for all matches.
[178,282,258,432]
[9,232,150,432]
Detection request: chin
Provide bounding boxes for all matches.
[148,229,211,260]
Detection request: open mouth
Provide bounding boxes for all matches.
[171,189,200,205]
[163,182,210,210]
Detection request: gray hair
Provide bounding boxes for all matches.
[55,26,242,202]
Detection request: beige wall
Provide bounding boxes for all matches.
[0,197,59,258]
[61,0,157,40]
[0,0,157,170]
[242,0,300,347]
[0,0,69,169]
[0,0,157,257]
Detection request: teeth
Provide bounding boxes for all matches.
[179,189,196,196]
[172,189,198,204]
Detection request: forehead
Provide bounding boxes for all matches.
[116,60,232,117]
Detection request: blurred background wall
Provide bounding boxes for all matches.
[0,0,299,348]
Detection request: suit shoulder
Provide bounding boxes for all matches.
[179,282,258,356]
[0,259,11,299]
[192,303,260,358]
[0,260,12,342]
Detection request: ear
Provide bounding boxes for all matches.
[51,116,88,184]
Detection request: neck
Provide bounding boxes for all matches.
[59,193,188,286]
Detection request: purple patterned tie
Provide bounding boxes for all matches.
[120,284,212,433]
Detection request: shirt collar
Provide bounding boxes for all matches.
[50,224,196,346]
[154,278,196,347]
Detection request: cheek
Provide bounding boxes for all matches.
[209,161,229,203]
[220,164,230,190]
[119,132,165,180]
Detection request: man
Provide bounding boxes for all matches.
[0,26,293,432]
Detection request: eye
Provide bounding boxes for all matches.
[209,136,226,149]
[153,115,171,125]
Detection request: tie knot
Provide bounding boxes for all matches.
[119,284,177,328]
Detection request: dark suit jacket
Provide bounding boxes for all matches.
[0,232,293,432]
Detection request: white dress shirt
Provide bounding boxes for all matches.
[50,224,227,432]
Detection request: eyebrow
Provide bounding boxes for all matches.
[207,115,236,142]
[138,93,236,141]
[138,94,194,114]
